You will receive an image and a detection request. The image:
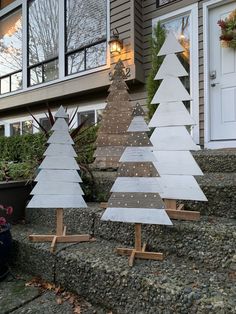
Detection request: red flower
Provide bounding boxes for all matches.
[6,206,13,215]
[218,20,227,29]
[0,217,6,225]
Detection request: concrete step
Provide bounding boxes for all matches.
[11,225,236,314]
[89,171,236,219]
[193,149,236,173]
[25,205,236,269]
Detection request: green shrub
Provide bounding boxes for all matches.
[0,161,36,181]
[0,133,46,163]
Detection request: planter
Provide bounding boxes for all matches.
[0,225,12,280]
[0,181,33,223]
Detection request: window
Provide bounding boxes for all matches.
[0,0,15,9]
[0,124,4,136]
[22,120,33,134]
[10,121,20,135]
[66,0,107,75]
[0,8,22,94]
[78,110,95,127]
[10,120,33,135]
[39,117,51,132]
[28,0,59,86]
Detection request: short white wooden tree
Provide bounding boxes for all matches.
[27,106,91,252]
[148,32,207,221]
[102,103,172,266]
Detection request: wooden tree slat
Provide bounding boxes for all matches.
[44,144,77,157]
[118,162,159,177]
[158,32,184,56]
[47,131,74,145]
[27,195,87,208]
[120,147,156,162]
[51,118,69,131]
[153,151,203,176]
[35,169,82,183]
[128,116,150,132]
[151,77,191,104]
[31,181,84,196]
[101,207,172,225]
[111,177,162,193]
[108,192,165,208]
[150,126,200,151]
[39,156,80,170]
[159,175,208,201]
[155,54,188,80]
[149,102,196,128]
[94,146,125,157]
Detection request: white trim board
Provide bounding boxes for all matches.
[152,3,200,144]
[203,0,236,149]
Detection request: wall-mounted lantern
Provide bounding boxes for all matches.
[109,28,123,54]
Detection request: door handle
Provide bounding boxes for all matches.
[211,82,220,87]
[210,71,217,80]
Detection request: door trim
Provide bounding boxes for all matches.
[203,0,236,149]
[152,3,199,144]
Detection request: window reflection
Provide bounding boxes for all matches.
[0,8,22,94]
[22,120,33,134]
[10,122,20,136]
[78,111,95,127]
[0,0,15,9]
[66,0,107,75]
[28,0,59,85]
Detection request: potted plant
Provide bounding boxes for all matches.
[218,9,236,48]
[0,205,13,280]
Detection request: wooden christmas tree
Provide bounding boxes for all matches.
[102,103,172,266]
[93,59,134,169]
[27,106,92,252]
[148,32,207,221]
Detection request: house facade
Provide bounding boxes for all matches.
[0,0,235,149]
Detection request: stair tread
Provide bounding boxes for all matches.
[11,224,236,314]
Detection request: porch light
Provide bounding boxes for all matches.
[109,28,123,54]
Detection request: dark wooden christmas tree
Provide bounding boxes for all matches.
[93,60,134,169]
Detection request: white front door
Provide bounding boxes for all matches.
[209,2,236,141]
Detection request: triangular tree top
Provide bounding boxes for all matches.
[54,105,69,119]
[155,54,188,80]
[158,32,184,56]
[132,103,146,116]
[93,60,134,169]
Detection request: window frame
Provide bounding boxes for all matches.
[152,3,199,144]
[0,0,110,97]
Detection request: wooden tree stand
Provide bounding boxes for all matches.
[29,208,93,253]
[164,199,200,221]
[116,224,163,267]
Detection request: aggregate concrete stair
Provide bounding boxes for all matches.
[91,149,236,219]
[11,223,236,314]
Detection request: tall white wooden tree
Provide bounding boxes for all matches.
[27,106,91,252]
[149,32,207,221]
[102,103,172,266]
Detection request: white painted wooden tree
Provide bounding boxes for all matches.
[148,32,207,221]
[102,103,172,266]
[27,106,91,252]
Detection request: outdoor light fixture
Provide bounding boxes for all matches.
[109,28,123,54]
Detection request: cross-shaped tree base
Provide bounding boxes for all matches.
[116,224,164,267]
[29,208,93,253]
